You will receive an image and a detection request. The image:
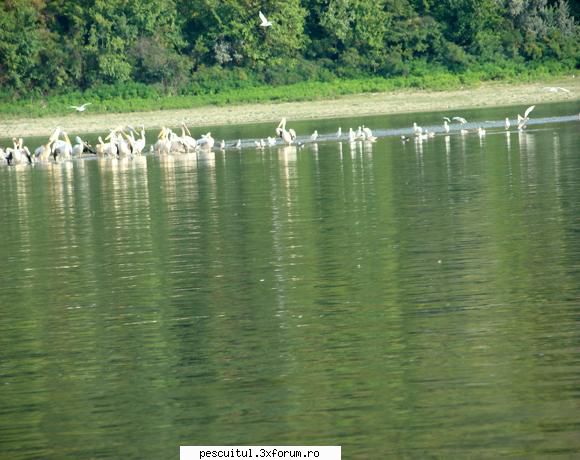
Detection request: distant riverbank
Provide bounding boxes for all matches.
[2,77,578,139]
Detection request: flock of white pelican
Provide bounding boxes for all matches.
[0,116,380,166]
[0,105,572,167]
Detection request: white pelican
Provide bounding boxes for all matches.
[133,126,146,154]
[255,139,265,149]
[233,139,242,149]
[477,127,486,137]
[336,127,342,139]
[179,124,197,152]
[116,134,133,156]
[97,136,117,157]
[310,130,318,141]
[443,117,451,123]
[348,128,355,142]
[259,11,272,27]
[362,126,376,141]
[69,102,91,112]
[72,136,85,156]
[52,132,73,160]
[220,140,226,150]
[35,140,52,162]
[505,117,510,130]
[443,120,450,133]
[413,122,422,135]
[267,136,277,146]
[197,132,215,150]
[276,118,296,145]
[22,146,33,164]
[9,139,32,165]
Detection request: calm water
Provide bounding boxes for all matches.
[1,103,579,459]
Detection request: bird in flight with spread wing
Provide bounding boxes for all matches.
[69,103,92,112]
[259,11,272,27]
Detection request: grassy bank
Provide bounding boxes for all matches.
[1,75,578,139]
[0,62,577,119]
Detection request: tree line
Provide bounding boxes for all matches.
[0,0,578,98]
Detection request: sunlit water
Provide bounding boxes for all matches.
[1,102,579,459]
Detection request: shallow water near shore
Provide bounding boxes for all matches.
[1,103,579,458]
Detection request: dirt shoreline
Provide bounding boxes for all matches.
[1,77,578,139]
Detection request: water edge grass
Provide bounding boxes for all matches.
[0,62,577,119]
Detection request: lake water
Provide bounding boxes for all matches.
[1,102,579,459]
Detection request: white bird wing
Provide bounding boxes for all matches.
[517,114,524,123]
[259,11,270,25]
[558,87,570,93]
[288,128,297,139]
[443,117,451,122]
[69,105,79,109]
[452,117,467,124]
[524,105,535,118]
[83,103,92,107]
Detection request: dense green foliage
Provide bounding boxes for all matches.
[0,0,578,104]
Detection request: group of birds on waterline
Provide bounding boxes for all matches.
[402,105,536,143]
[1,104,549,167]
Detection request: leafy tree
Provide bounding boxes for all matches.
[0,0,577,96]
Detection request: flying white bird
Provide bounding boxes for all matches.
[517,105,535,130]
[452,116,467,124]
[259,11,272,27]
[69,103,92,112]
[524,105,535,118]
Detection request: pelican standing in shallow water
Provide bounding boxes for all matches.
[348,128,356,142]
[505,117,511,130]
[412,122,423,136]
[276,118,296,145]
[197,132,215,150]
[72,136,86,156]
